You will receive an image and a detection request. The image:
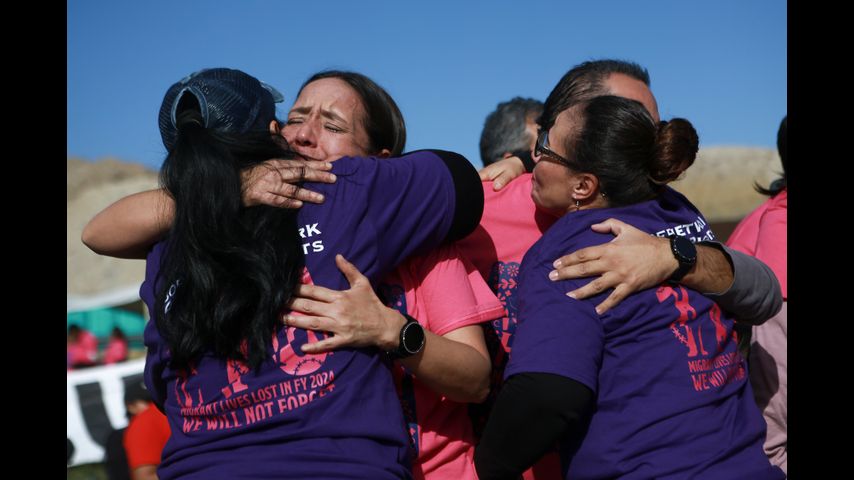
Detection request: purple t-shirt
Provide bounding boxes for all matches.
[507,187,783,480]
[140,152,461,479]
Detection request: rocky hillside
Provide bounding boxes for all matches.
[67,158,158,298]
[671,146,781,222]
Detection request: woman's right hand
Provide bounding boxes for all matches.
[478,156,526,191]
[241,159,337,208]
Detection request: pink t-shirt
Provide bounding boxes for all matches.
[380,243,505,480]
[456,176,562,480]
[103,337,129,364]
[727,189,787,299]
[460,175,558,284]
[457,175,559,365]
[68,329,99,368]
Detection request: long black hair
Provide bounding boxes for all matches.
[755,115,787,197]
[155,107,304,371]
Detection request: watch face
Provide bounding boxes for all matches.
[672,236,697,263]
[401,322,426,354]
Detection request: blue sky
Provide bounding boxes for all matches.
[67,0,786,170]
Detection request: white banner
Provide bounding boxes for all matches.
[66,358,146,466]
[67,285,142,313]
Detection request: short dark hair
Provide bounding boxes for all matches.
[541,59,650,131]
[301,71,406,156]
[479,97,543,165]
[124,379,153,405]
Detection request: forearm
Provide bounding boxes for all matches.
[680,244,734,294]
[82,189,174,259]
[398,324,491,403]
[704,244,783,324]
[131,465,159,480]
[475,373,593,480]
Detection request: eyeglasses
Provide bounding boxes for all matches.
[535,130,573,167]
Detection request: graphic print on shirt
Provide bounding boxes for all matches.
[486,261,520,355]
[298,222,325,255]
[274,267,330,376]
[653,215,716,243]
[378,282,420,458]
[656,284,746,392]
[469,261,523,438]
[170,267,337,434]
[176,366,202,408]
[222,353,250,398]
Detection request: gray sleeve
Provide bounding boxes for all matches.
[702,242,783,325]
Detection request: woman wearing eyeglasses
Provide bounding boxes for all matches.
[473,94,784,480]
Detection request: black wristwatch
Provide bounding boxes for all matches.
[386,314,426,360]
[668,235,697,283]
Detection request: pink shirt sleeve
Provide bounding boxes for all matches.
[754,191,787,298]
[726,206,764,257]
[726,190,787,299]
[406,244,505,336]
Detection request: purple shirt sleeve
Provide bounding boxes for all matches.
[505,249,604,394]
[297,152,459,287]
[362,152,457,268]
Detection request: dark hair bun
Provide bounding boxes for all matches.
[651,119,698,184]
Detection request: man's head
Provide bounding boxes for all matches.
[531,59,685,212]
[479,97,544,166]
[540,59,659,133]
[282,71,406,162]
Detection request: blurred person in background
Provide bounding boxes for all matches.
[104,381,170,480]
[67,324,98,369]
[726,115,788,475]
[479,97,543,181]
[103,326,130,364]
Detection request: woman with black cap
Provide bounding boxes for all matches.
[99,67,482,480]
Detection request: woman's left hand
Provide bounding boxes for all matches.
[284,254,405,353]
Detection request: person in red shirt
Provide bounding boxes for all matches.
[123,381,170,480]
